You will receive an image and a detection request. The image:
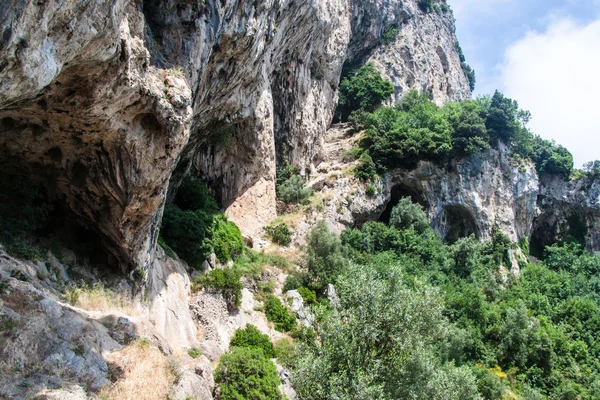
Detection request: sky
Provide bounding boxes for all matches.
[447,0,600,167]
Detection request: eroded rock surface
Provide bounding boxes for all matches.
[302,124,600,254]
[0,0,471,269]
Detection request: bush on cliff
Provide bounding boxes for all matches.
[215,347,283,400]
[336,63,394,121]
[276,165,313,204]
[230,324,276,358]
[160,176,244,268]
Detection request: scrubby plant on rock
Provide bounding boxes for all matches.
[215,347,283,400]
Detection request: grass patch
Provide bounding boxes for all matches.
[64,282,137,316]
[100,341,176,400]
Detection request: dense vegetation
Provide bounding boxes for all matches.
[229,324,276,358]
[336,63,394,122]
[350,89,575,179]
[284,199,600,399]
[160,176,243,268]
[215,346,283,400]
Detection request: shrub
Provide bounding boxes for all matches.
[297,287,317,305]
[215,347,282,400]
[364,91,453,170]
[336,63,394,121]
[230,324,275,358]
[283,272,309,292]
[211,214,244,264]
[265,295,297,332]
[354,152,377,181]
[276,174,313,204]
[161,176,245,267]
[365,184,377,197]
[175,176,219,214]
[305,221,348,292]
[389,197,430,234]
[274,338,297,368]
[188,347,201,359]
[264,223,292,246]
[160,205,213,269]
[195,267,243,310]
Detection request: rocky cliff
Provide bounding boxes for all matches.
[0,0,470,273]
[305,125,600,258]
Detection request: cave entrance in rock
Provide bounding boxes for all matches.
[530,211,588,258]
[439,205,479,244]
[379,184,428,225]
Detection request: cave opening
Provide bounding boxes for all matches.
[439,205,479,244]
[0,159,120,273]
[378,183,429,225]
[530,211,588,259]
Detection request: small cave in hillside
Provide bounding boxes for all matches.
[530,211,588,258]
[0,160,119,272]
[379,184,429,224]
[439,205,479,244]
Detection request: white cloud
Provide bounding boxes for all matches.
[500,18,600,167]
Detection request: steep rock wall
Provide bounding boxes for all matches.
[346,0,471,105]
[0,0,192,271]
[532,175,600,255]
[0,0,471,271]
[311,125,600,255]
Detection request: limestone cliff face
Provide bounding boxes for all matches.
[0,0,471,271]
[347,0,471,105]
[532,175,600,256]
[309,125,600,259]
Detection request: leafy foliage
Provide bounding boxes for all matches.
[160,204,213,268]
[305,221,348,292]
[230,324,275,358]
[211,214,244,264]
[457,43,476,92]
[354,152,377,181]
[336,63,394,121]
[215,347,283,400]
[264,223,292,246]
[353,89,574,179]
[194,267,243,310]
[160,176,244,268]
[264,295,297,332]
[276,165,313,204]
[288,198,600,399]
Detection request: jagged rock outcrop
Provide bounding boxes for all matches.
[306,124,600,255]
[0,0,192,272]
[0,0,470,271]
[531,175,600,256]
[347,0,471,105]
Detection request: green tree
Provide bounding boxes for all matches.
[389,197,430,234]
[215,347,283,400]
[292,262,481,399]
[446,101,489,156]
[230,324,275,358]
[486,90,521,144]
[160,205,213,268]
[337,63,394,121]
[305,221,348,291]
